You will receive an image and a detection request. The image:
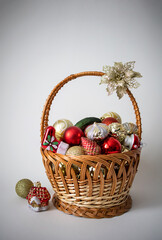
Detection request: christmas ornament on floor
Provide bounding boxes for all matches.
[15,179,34,198]
[27,182,51,212]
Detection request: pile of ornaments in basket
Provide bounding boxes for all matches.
[42,112,141,157]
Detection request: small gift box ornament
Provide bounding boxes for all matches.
[42,126,69,154]
[26,182,51,212]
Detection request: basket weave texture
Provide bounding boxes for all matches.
[40,71,142,218]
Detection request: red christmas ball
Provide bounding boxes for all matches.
[132,134,140,149]
[63,126,84,145]
[102,117,118,126]
[102,137,121,154]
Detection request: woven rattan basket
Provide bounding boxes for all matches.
[40,71,142,218]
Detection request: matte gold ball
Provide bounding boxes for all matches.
[66,146,85,156]
[15,179,34,198]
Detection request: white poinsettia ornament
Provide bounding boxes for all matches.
[100,61,142,99]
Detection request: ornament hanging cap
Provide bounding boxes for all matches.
[35,181,41,187]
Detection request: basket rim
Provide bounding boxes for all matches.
[41,146,141,158]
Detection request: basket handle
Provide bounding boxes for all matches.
[40,71,142,141]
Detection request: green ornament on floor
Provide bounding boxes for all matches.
[15,179,34,198]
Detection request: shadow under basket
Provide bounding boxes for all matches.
[40,71,142,218]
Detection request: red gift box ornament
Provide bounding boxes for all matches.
[42,126,69,154]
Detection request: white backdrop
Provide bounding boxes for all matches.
[0,0,162,240]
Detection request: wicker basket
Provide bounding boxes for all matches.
[40,71,142,218]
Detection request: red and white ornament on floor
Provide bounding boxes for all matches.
[26,182,51,212]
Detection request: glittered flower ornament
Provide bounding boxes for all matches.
[43,135,59,151]
[100,61,142,99]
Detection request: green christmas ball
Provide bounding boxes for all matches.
[15,179,34,198]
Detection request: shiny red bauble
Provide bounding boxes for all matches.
[102,117,118,126]
[63,126,84,145]
[102,137,121,154]
[124,134,140,150]
[132,134,140,149]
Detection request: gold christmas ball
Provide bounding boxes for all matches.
[122,122,138,135]
[53,119,73,140]
[15,179,34,198]
[59,163,66,176]
[115,133,126,144]
[72,164,81,178]
[66,146,85,156]
[101,112,122,123]
[121,145,129,153]
[108,122,125,134]
[109,123,126,144]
